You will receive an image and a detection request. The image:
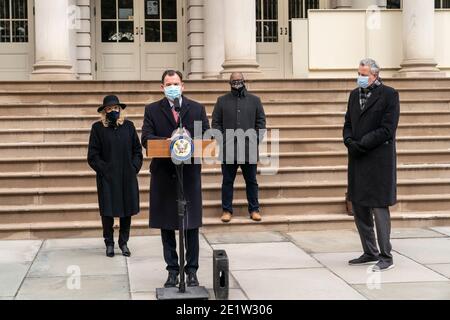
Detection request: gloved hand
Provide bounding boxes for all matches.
[344,138,366,158]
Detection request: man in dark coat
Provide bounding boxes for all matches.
[211,72,266,223]
[88,95,143,258]
[343,58,400,272]
[141,70,210,288]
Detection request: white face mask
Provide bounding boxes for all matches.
[164,85,182,101]
[357,75,370,89]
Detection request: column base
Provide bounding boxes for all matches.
[203,72,223,80]
[396,59,446,78]
[220,59,262,79]
[31,61,76,81]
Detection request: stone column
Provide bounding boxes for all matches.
[31,0,76,80]
[397,0,443,77]
[351,0,386,9]
[221,0,261,78]
[203,0,225,79]
[333,0,352,9]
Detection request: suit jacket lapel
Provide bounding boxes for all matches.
[360,86,382,116]
[160,98,177,128]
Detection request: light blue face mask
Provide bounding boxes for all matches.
[164,85,182,101]
[357,76,370,89]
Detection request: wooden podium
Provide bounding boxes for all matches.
[146,139,217,159]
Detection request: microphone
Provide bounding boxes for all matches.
[174,97,182,129]
[174,97,181,113]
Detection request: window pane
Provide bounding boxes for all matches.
[118,0,133,19]
[145,20,160,42]
[101,0,116,19]
[0,20,10,42]
[387,0,401,9]
[162,21,177,42]
[0,0,10,19]
[289,0,302,19]
[263,0,277,20]
[162,0,177,19]
[435,0,441,8]
[263,21,278,42]
[145,0,160,19]
[256,0,261,20]
[443,0,450,8]
[118,21,134,42]
[12,20,27,42]
[12,0,27,19]
[256,21,262,42]
[102,21,117,42]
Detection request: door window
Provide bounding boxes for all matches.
[0,0,28,43]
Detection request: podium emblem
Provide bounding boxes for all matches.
[170,130,194,163]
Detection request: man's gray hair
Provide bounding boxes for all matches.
[359,58,380,75]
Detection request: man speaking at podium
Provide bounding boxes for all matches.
[141,70,210,288]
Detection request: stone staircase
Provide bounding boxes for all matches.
[1,79,450,239]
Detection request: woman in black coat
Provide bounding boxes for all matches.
[88,95,143,258]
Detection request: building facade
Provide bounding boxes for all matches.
[0,0,449,81]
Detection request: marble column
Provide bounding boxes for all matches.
[351,0,386,9]
[221,0,261,78]
[203,0,225,79]
[31,0,76,80]
[333,0,353,9]
[397,0,443,77]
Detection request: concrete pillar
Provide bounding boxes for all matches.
[31,0,76,80]
[333,0,353,9]
[221,0,261,78]
[203,0,225,79]
[351,0,386,9]
[397,0,443,77]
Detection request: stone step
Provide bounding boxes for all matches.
[1,163,449,187]
[2,88,450,104]
[1,179,450,206]
[0,197,347,224]
[2,100,450,116]
[2,137,450,157]
[1,194,450,225]
[1,110,449,130]
[1,78,450,92]
[1,123,449,141]
[1,140,450,163]
[3,211,450,240]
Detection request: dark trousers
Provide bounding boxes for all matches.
[352,204,393,263]
[221,163,259,214]
[161,228,199,274]
[101,216,131,247]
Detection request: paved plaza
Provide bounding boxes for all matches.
[1,227,450,300]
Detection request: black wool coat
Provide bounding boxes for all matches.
[343,84,400,208]
[211,89,266,163]
[87,120,143,217]
[141,96,210,230]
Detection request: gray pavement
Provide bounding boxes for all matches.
[1,227,450,300]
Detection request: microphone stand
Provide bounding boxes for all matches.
[174,98,187,293]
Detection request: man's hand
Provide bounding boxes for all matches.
[344,138,366,158]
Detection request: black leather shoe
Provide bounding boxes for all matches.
[164,272,179,288]
[106,245,115,258]
[186,272,199,287]
[348,254,379,265]
[120,244,131,257]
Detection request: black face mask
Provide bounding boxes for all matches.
[230,80,246,96]
[106,110,120,125]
